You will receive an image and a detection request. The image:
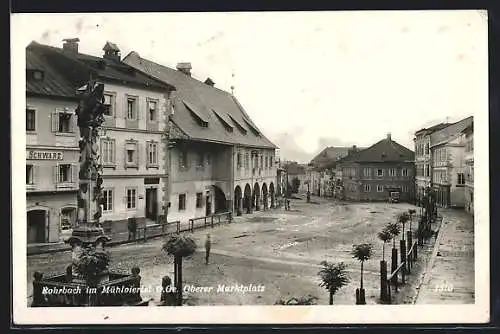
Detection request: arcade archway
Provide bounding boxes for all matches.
[262,183,268,210]
[213,185,227,213]
[243,184,252,214]
[234,185,243,216]
[253,182,261,211]
[269,182,275,208]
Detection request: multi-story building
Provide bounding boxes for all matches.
[336,134,415,202]
[430,116,473,208]
[123,52,278,222]
[461,122,474,214]
[282,161,308,193]
[27,39,175,240]
[308,146,366,197]
[26,48,81,244]
[413,123,451,200]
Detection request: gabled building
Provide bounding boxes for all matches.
[461,122,474,214]
[123,52,278,222]
[413,122,451,200]
[282,161,308,194]
[336,134,415,202]
[308,146,366,197]
[26,39,175,243]
[26,47,81,244]
[429,116,473,208]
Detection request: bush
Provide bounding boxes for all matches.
[275,295,318,305]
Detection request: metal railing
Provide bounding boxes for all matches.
[188,211,233,233]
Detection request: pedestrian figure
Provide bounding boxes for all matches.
[205,233,211,264]
[128,216,137,241]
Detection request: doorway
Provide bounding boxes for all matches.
[27,210,46,244]
[205,194,212,216]
[145,188,158,221]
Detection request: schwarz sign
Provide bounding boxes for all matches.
[26,151,64,160]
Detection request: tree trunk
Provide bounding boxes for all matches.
[177,256,183,306]
[360,261,364,290]
[173,256,178,293]
[329,289,333,305]
[382,243,385,262]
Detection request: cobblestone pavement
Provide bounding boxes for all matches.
[27,196,425,306]
[412,208,475,304]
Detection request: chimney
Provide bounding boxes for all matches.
[62,38,80,53]
[387,133,392,141]
[176,62,192,76]
[204,77,215,86]
[102,41,121,62]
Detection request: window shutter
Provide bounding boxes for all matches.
[112,140,116,163]
[146,142,150,166]
[136,142,139,165]
[70,114,76,133]
[72,164,78,183]
[33,164,39,185]
[124,145,128,167]
[53,165,60,184]
[51,111,59,132]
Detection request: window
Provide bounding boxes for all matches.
[179,150,188,169]
[377,169,384,177]
[377,185,384,192]
[206,153,211,165]
[457,173,465,185]
[364,184,371,192]
[124,141,138,167]
[51,110,74,133]
[265,156,268,168]
[196,192,203,208]
[148,100,157,122]
[178,194,186,211]
[60,208,75,231]
[26,108,36,131]
[402,168,408,177]
[389,168,397,177]
[363,168,371,177]
[425,143,430,155]
[101,139,116,165]
[103,94,113,116]
[26,164,34,184]
[237,153,242,168]
[425,164,430,177]
[147,142,158,166]
[245,153,250,169]
[58,164,72,183]
[126,188,137,209]
[270,156,273,167]
[402,185,409,192]
[127,97,137,120]
[102,189,113,212]
[260,156,263,169]
[196,151,204,167]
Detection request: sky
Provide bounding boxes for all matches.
[12,10,488,163]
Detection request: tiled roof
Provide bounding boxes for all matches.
[338,136,414,163]
[415,122,451,135]
[26,49,78,99]
[430,116,473,147]
[27,41,174,92]
[283,162,306,175]
[122,51,277,149]
[310,146,367,168]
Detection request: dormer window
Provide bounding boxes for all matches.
[27,69,44,81]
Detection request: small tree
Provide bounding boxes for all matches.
[318,261,350,305]
[397,212,410,240]
[408,209,416,235]
[275,295,318,305]
[351,243,373,291]
[377,229,392,262]
[291,177,301,194]
[162,234,197,306]
[386,222,401,248]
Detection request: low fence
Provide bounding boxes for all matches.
[134,220,182,243]
[188,211,233,233]
[380,230,419,304]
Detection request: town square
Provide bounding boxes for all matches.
[14,10,484,316]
